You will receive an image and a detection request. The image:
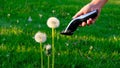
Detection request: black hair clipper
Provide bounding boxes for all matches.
[61,10,98,35]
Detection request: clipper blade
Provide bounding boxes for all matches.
[60,30,73,35]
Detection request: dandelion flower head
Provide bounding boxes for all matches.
[34,32,47,43]
[47,17,60,28]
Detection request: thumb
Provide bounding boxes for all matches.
[72,10,84,19]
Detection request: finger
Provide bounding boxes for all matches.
[87,18,92,25]
[81,22,86,26]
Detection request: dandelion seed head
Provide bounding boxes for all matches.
[44,44,51,56]
[47,17,60,28]
[67,13,70,16]
[89,46,93,50]
[45,44,51,50]
[10,25,12,28]
[7,14,10,17]
[58,53,60,56]
[16,20,19,23]
[39,14,43,18]
[28,16,32,22]
[65,43,69,46]
[34,32,47,43]
[52,10,55,13]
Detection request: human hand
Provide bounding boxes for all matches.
[73,3,101,26]
[73,0,108,26]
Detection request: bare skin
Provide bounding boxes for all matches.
[73,0,108,26]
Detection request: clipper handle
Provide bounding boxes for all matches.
[61,10,98,35]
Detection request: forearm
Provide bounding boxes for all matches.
[90,0,108,8]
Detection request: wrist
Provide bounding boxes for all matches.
[90,0,108,8]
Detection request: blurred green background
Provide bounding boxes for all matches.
[0,0,120,68]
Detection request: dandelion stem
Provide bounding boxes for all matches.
[40,43,43,68]
[52,28,55,68]
[48,56,50,68]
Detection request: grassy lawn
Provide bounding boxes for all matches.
[0,0,120,68]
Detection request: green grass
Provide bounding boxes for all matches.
[0,0,120,68]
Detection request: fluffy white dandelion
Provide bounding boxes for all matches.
[47,17,60,28]
[28,16,32,22]
[45,44,52,56]
[34,32,47,43]
[47,17,59,68]
[45,44,51,50]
